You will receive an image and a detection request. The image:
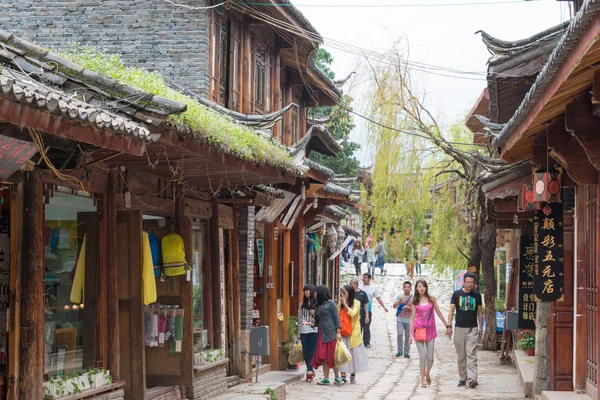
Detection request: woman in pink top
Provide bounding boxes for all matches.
[409,279,451,388]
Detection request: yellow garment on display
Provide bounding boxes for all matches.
[142,231,157,305]
[161,231,189,277]
[69,235,86,304]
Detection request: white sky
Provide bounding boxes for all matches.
[292,0,571,165]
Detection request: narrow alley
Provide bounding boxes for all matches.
[286,266,524,400]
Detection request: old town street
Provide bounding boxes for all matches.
[286,265,525,400]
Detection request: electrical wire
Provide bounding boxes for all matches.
[158,0,231,10]
[236,0,539,8]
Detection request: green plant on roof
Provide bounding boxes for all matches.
[57,45,296,171]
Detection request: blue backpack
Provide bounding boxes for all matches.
[396,295,413,316]
[148,232,162,277]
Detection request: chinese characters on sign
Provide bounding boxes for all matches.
[533,202,564,302]
[518,236,536,329]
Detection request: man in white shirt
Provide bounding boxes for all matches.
[359,273,388,348]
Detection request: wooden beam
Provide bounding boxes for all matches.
[284,71,292,146]
[574,184,587,391]
[7,175,23,399]
[566,91,600,169]
[106,170,120,380]
[116,193,176,215]
[0,98,146,156]
[182,197,212,219]
[548,120,598,184]
[282,230,291,329]
[231,209,241,375]
[19,170,44,399]
[266,224,279,368]
[179,216,194,385]
[493,211,533,221]
[305,183,325,197]
[273,37,282,142]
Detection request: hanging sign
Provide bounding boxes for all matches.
[256,239,264,277]
[533,202,564,302]
[518,236,536,329]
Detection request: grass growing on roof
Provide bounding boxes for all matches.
[58,45,296,171]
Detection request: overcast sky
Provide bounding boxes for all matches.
[292,0,570,166]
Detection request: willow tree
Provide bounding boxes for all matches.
[363,51,518,350]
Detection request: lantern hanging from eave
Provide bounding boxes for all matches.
[519,183,541,211]
[533,172,561,203]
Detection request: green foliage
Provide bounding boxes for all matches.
[519,330,535,350]
[264,388,279,400]
[309,48,360,178]
[57,45,296,171]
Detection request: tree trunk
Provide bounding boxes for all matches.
[481,216,497,350]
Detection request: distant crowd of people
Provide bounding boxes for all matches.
[298,255,483,390]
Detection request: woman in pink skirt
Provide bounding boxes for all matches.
[409,279,451,388]
[310,285,344,385]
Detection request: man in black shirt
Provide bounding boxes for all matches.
[351,279,369,333]
[447,272,483,389]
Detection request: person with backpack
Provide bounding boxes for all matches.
[393,281,413,358]
[298,284,318,383]
[310,286,344,386]
[352,240,364,276]
[338,284,369,384]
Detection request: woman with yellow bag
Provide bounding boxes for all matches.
[310,286,344,386]
[408,279,451,388]
[338,284,369,384]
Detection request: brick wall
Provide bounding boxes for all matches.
[88,389,125,400]
[0,0,210,97]
[187,361,228,400]
[237,206,255,331]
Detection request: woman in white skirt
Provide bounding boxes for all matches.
[338,284,369,383]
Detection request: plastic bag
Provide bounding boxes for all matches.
[288,343,304,365]
[334,339,352,367]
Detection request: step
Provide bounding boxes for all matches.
[513,349,535,398]
[226,375,244,388]
[541,391,593,400]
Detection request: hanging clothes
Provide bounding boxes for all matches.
[69,234,86,304]
[142,231,158,305]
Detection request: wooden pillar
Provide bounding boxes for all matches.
[179,216,193,382]
[210,199,222,348]
[231,209,241,375]
[284,74,292,146]
[106,170,120,380]
[282,229,291,328]
[7,176,23,399]
[265,225,279,368]
[273,38,281,142]
[300,98,307,138]
[575,184,587,391]
[19,171,43,399]
[241,15,252,115]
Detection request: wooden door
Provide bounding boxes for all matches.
[548,211,575,391]
[585,185,598,397]
[116,211,145,400]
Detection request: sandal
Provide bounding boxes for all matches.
[421,378,427,388]
[426,376,432,385]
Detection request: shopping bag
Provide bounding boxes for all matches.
[334,339,352,367]
[414,328,427,342]
[288,343,304,365]
[339,308,352,337]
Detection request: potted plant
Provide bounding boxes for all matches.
[519,329,536,356]
[282,316,299,370]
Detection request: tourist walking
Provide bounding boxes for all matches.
[338,284,369,383]
[409,279,452,388]
[352,240,364,276]
[365,244,376,275]
[375,236,386,275]
[446,272,483,388]
[417,244,429,275]
[350,279,369,335]
[310,285,344,386]
[393,281,413,358]
[298,284,318,382]
[359,273,388,348]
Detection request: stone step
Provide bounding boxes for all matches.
[541,391,593,400]
[514,349,535,398]
[226,375,244,388]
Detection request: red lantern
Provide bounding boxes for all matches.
[533,172,561,203]
[519,184,541,211]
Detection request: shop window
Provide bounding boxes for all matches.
[291,107,298,145]
[229,19,242,112]
[43,188,98,379]
[254,43,266,113]
[192,220,210,351]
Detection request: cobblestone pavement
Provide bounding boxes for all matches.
[286,264,525,400]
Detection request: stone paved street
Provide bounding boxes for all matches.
[286,264,525,400]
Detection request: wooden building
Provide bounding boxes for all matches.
[468,1,600,397]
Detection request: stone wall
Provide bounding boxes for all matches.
[237,206,255,379]
[0,0,210,97]
[187,360,228,400]
[237,206,256,331]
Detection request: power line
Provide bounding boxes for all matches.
[235,0,538,8]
